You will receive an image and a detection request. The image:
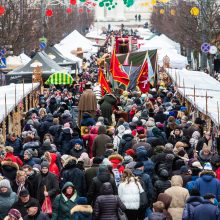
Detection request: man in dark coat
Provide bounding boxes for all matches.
[60,157,86,196]
[35,161,59,205]
[118,131,135,156]
[92,126,112,157]
[12,189,38,218]
[192,193,220,220]
[100,94,117,125]
[88,165,118,205]
[85,157,103,191]
[78,82,97,125]
[24,198,50,220]
[154,106,167,124]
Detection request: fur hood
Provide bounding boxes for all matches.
[108,154,123,162]
[170,130,183,137]
[71,205,93,215]
[63,156,77,168]
[199,170,216,177]
[1,160,19,170]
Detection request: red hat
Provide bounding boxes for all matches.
[125,149,135,157]
[8,209,21,220]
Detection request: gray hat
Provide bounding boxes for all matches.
[24,149,34,158]
[41,161,50,169]
[0,179,11,189]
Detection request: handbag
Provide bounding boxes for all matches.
[138,181,148,208]
[118,207,128,220]
[115,196,128,220]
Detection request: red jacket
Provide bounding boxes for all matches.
[215,167,220,181]
[49,153,59,177]
[82,126,98,158]
[4,152,23,167]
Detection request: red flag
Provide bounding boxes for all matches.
[110,49,130,86]
[98,68,111,95]
[137,59,150,93]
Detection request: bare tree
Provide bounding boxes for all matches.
[0,1,94,55]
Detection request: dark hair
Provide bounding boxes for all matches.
[190,188,200,196]
[98,125,107,135]
[204,193,215,200]
[105,143,114,149]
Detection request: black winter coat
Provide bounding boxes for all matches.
[12,197,37,217]
[100,94,117,124]
[118,133,134,156]
[60,158,86,196]
[5,138,22,157]
[93,182,125,220]
[154,111,167,124]
[58,128,72,154]
[24,211,50,220]
[88,172,117,205]
[35,171,59,205]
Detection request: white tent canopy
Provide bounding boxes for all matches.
[0,83,39,123]
[158,49,188,69]
[167,69,220,126]
[58,30,98,53]
[6,53,31,69]
[86,30,106,40]
[139,34,188,69]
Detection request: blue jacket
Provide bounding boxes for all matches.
[182,196,204,220]
[193,171,220,201]
[5,138,22,156]
[136,147,155,178]
[192,200,220,220]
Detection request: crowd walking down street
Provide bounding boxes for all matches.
[1,41,220,220]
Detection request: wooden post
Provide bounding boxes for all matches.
[193,85,196,104]
[5,93,7,118]
[205,91,208,116]
[183,79,185,103]
[217,101,219,126]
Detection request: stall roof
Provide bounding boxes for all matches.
[7,52,65,76]
[44,47,78,66]
[167,69,220,126]
[0,83,39,123]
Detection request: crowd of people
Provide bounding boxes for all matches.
[1,55,220,220]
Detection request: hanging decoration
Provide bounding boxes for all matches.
[66,7,73,13]
[160,8,165,14]
[170,8,176,16]
[70,0,77,4]
[0,5,5,16]
[190,6,200,16]
[123,0,135,7]
[45,9,53,17]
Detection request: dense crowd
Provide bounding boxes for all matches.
[1,56,220,220]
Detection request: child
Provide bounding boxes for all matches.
[147,201,167,220]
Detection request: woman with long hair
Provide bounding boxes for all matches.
[118,169,144,220]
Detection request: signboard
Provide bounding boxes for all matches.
[201,43,210,53]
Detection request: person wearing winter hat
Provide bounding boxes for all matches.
[71,197,93,220]
[193,163,220,201]
[52,182,79,220]
[34,160,59,205]
[4,209,22,220]
[70,139,86,159]
[85,157,103,192]
[24,198,49,220]
[11,189,38,218]
[0,179,17,219]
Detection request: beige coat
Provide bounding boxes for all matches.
[165,175,189,220]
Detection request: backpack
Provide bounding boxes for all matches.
[112,166,122,187]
